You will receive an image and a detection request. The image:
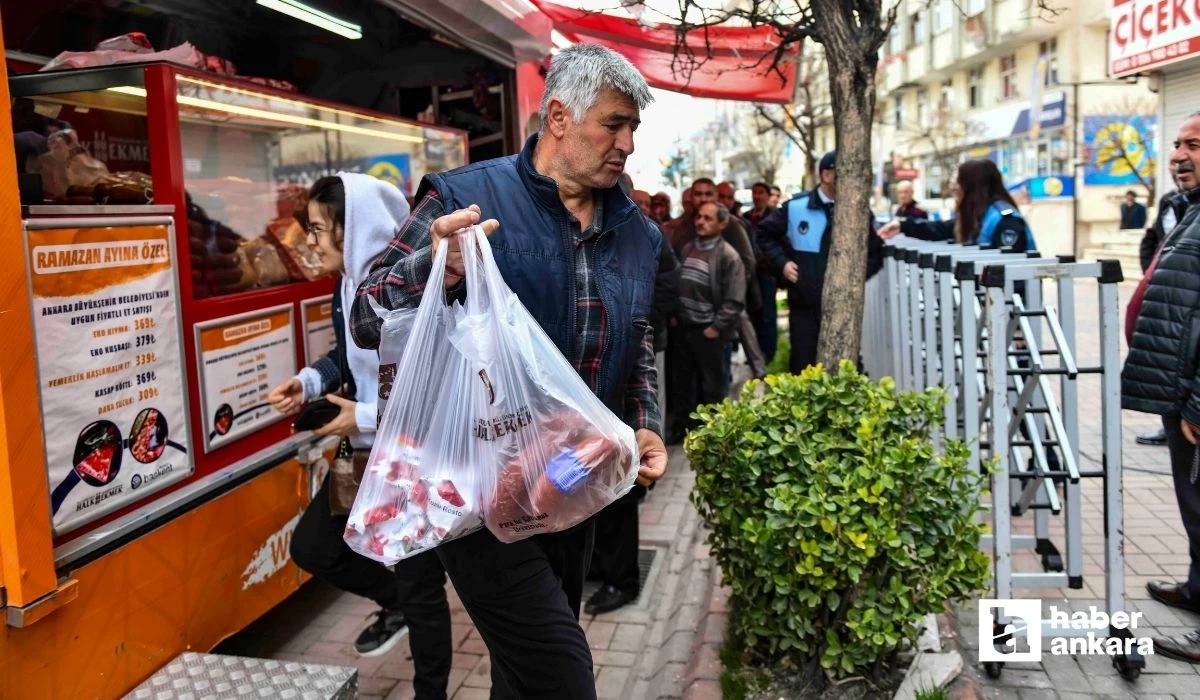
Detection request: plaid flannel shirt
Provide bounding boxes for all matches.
[350,189,661,435]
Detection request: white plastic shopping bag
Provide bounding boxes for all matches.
[344,225,638,564]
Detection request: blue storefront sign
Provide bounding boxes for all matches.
[1011,93,1067,136]
[1009,174,1074,200]
[273,154,414,195]
[973,91,1068,144]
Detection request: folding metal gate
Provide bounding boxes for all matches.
[865,237,1142,681]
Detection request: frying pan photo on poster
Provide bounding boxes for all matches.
[207,401,275,441]
[50,410,189,515]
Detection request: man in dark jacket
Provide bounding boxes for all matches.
[1140,185,1183,273]
[351,44,669,697]
[1134,178,1188,447]
[667,202,746,442]
[665,178,761,312]
[1120,190,1149,230]
[893,180,928,219]
[755,151,883,373]
[745,182,780,363]
[744,182,775,228]
[1121,111,1200,665]
[665,177,764,385]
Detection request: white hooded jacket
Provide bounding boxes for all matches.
[297,172,410,448]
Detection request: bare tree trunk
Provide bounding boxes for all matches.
[813,0,879,367]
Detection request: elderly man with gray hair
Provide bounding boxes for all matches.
[351,44,669,698]
[666,201,746,443]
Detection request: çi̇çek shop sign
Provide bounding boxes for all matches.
[25,222,193,534]
[1110,0,1200,77]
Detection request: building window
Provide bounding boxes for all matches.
[1049,136,1069,174]
[908,10,925,48]
[992,144,1009,177]
[963,0,985,15]
[1037,140,1050,176]
[940,80,954,110]
[917,90,929,127]
[888,25,902,55]
[926,159,946,200]
[1000,54,1018,100]
[894,96,904,128]
[1008,139,1027,180]
[1039,38,1059,86]
[968,67,983,108]
[934,0,953,34]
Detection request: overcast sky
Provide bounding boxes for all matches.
[625,87,720,193]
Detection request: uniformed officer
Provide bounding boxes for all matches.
[878,158,1036,253]
[754,151,883,373]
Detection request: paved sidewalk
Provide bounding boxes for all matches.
[217,448,710,700]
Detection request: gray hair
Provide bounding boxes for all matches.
[539,44,654,129]
[714,203,730,223]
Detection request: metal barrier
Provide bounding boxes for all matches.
[866,237,1142,682]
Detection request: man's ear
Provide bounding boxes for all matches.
[544,97,570,139]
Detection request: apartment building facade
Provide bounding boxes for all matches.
[862,0,1155,256]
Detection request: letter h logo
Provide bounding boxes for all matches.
[979,599,1043,662]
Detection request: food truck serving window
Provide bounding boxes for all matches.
[172,76,464,299]
[12,85,154,207]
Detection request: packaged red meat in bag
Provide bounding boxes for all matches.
[487,410,636,542]
[343,241,487,564]
[444,226,639,543]
[344,435,484,564]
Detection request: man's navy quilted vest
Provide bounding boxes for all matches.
[420,135,662,414]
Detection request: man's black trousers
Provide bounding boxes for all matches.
[668,325,727,430]
[291,476,453,700]
[436,524,598,700]
[589,485,646,595]
[1162,415,1200,599]
[787,296,821,374]
[756,272,779,363]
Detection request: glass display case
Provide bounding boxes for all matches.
[9,62,469,482]
[11,63,468,300]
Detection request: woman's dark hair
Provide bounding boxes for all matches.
[295,176,346,248]
[955,159,1018,244]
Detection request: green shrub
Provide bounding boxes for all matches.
[686,361,990,682]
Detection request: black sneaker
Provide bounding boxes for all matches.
[354,609,408,657]
[584,584,638,616]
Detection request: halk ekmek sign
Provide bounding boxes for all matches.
[1110,0,1200,77]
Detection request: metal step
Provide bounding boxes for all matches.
[124,653,357,700]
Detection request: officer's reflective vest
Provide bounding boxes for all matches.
[785,193,828,254]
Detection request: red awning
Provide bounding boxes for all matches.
[532,1,799,104]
